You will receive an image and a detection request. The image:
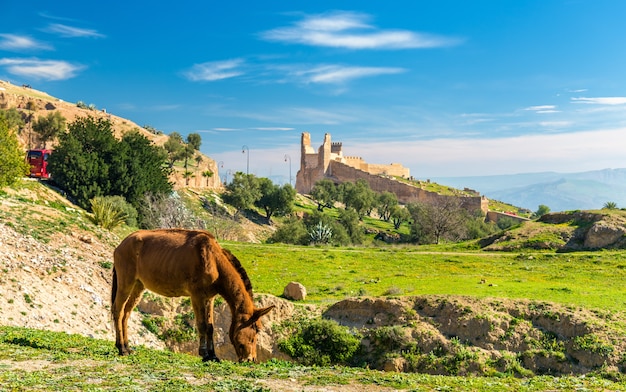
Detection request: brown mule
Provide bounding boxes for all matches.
[111,229,274,362]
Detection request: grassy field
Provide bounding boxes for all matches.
[225,241,626,313]
[1,326,624,391]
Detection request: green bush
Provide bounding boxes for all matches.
[278,318,361,366]
[267,217,309,245]
[104,195,138,227]
[89,196,129,230]
[0,117,29,188]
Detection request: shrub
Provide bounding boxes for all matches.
[139,192,205,230]
[89,196,128,230]
[278,318,361,366]
[267,217,309,245]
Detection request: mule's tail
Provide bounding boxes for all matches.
[111,266,118,314]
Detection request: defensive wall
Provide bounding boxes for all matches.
[296,132,489,214]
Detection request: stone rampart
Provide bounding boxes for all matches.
[295,132,488,214]
[330,161,487,213]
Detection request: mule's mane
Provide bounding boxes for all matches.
[221,248,253,298]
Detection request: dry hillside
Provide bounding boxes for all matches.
[0,79,221,189]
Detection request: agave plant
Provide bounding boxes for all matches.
[309,221,333,244]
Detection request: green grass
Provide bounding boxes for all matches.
[0,326,624,391]
[225,242,626,311]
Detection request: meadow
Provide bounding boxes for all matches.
[226,242,626,313]
[2,181,626,390]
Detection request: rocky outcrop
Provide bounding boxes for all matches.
[323,296,626,376]
[584,222,626,248]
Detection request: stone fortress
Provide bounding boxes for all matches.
[295,132,489,214]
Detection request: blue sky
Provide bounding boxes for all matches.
[2,1,626,183]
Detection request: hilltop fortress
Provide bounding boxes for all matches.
[295,132,489,214]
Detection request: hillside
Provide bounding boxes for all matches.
[0,79,221,190]
[3,180,626,383]
[479,209,626,251]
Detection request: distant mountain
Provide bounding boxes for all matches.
[431,169,626,212]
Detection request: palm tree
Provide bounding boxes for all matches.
[201,170,214,187]
[603,201,618,210]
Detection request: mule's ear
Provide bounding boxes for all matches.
[243,305,275,328]
[254,305,275,319]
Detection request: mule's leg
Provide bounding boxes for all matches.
[119,281,145,355]
[191,295,219,362]
[205,297,219,361]
[112,278,135,356]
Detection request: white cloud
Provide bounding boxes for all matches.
[45,23,105,38]
[261,11,461,50]
[572,97,626,105]
[293,64,405,84]
[0,58,84,80]
[184,59,245,81]
[251,127,295,131]
[0,34,52,51]
[524,105,559,113]
[345,128,626,177]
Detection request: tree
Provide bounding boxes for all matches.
[310,179,339,211]
[201,170,214,187]
[603,201,618,210]
[340,179,375,218]
[534,204,551,218]
[32,111,66,148]
[48,116,119,208]
[0,118,29,188]
[179,133,202,185]
[48,117,171,211]
[338,208,364,244]
[376,191,399,222]
[186,132,201,150]
[254,178,296,222]
[223,172,261,216]
[164,132,185,168]
[0,108,25,134]
[113,130,172,208]
[389,205,410,230]
[407,198,469,244]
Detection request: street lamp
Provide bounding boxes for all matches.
[217,161,224,181]
[242,145,249,175]
[226,169,233,184]
[284,154,292,186]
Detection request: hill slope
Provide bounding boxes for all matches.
[0,79,220,189]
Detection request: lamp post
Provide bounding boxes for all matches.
[242,145,249,175]
[226,169,233,184]
[217,161,224,182]
[284,154,292,186]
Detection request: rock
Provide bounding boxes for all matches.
[383,356,407,372]
[584,222,626,249]
[283,281,307,301]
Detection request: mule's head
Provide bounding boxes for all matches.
[231,305,274,362]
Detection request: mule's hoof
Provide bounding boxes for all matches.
[202,355,220,362]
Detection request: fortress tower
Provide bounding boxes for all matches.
[295,132,488,213]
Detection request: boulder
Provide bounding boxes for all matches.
[584,222,626,249]
[283,281,307,301]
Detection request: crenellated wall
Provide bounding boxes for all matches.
[295,132,488,214]
[330,160,488,212]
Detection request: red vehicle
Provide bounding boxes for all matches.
[26,149,52,179]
